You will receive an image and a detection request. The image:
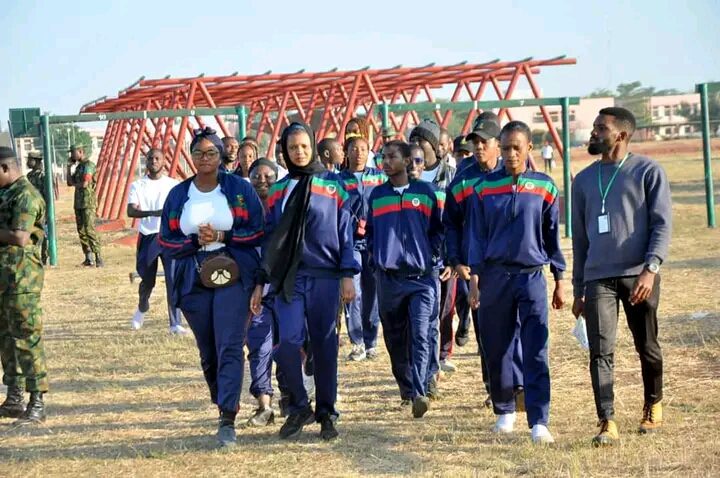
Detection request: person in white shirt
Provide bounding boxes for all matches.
[541,141,554,173]
[127,149,186,334]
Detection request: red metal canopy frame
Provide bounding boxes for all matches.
[82,56,575,220]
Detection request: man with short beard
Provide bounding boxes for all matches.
[221,137,239,171]
[571,107,671,447]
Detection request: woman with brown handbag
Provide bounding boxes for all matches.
[159,127,265,448]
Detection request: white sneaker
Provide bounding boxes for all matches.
[169,324,189,335]
[531,424,555,444]
[347,343,366,361]
[303,371,316,400]
[493,412,516,433]
[131,310,144,330]
[440,359,457,373]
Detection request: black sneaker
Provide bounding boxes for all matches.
[278,394,291,418]
[412,396,430,418]
[95,256,105,268]
[427,376,441,401]
[455,330,470,347]
[319,416,339,441]
[279,405,314,440]
[216,422,237,448]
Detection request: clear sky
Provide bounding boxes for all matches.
[2,0,718,126]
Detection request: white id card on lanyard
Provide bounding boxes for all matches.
[598,214,609,234]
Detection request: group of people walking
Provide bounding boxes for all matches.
[0,105,671,452]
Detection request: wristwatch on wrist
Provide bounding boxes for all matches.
[645,262,660,274]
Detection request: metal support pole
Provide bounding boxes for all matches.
[41,114,58,266]
[697,83,716,228]
[561,97,572,238]
[236,105,247,141]
[381,102,389,135]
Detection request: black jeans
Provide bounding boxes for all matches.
[584,275,663,421]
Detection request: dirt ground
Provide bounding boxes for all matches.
[0,139,718,477]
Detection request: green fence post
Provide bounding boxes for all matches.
[697,83,716,228]
[235,105,247,141]
[381,102,389,134]
[560,97,572,237]
[41,114,58,265]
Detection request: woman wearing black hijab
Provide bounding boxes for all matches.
[250,122,359,441]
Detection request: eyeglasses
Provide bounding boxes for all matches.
[191,149,220,161]
[413,157,425,165]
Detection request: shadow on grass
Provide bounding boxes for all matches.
[666,256,720,269]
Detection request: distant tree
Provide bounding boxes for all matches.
[588,88,614,98]
[50,124,92,166]
[678,91,720,123]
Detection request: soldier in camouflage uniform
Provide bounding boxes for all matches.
[66,145,103,267]
[0,146,49,425]
[26,152,48,265]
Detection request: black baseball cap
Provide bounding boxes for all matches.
[466,111,501,141]
[453,135,472,153]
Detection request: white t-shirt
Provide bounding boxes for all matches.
[393,184,410,195]
[277,165,289,179]
[282,179,300,212]
[179,182,234,251]
[541,145,554,159]
[128,175,179,235]
[421,167,439,183]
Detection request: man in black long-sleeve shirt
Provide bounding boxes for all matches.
[572,107,672,447]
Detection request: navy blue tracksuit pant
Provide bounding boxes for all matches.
[345,249,380,350]
[246,296,289,399]
[136,233,181,327]
[274,274,340,420]
[426,277,442,386]
[479,266,550,427]
[179,252,250,413]
[377,271,436,399]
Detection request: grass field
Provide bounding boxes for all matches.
[0,139,718,477]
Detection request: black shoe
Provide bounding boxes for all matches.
[319,416,339,441]
[216,410,237,448]
[278,395,291,418]
[412,396,430,418]
[427,376,441,401]
[246,407,275,427]
[279,405,314,440]
[95,256,104,268]
[0,385,25,419]
[14,392,46,426]
[400,398,412,407]
[455,330,470,347]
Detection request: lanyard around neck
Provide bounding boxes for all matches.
[598,153,630,214]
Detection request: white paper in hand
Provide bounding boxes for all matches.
[573,316,590,351]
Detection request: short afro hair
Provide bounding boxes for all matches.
[500,121,532,143]
[599,107,636,136]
